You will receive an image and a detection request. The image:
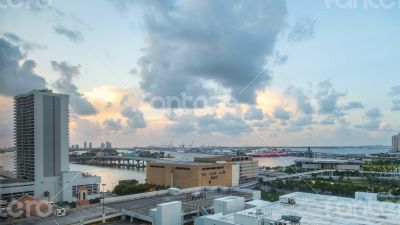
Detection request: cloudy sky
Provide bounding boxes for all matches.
[0,0,399,147]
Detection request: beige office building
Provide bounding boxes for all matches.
[194,155,258,185]
[146,161,239,189]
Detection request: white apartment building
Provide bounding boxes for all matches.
[4,89,101,203]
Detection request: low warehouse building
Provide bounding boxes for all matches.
[146,160,239,188]
[295,159,362,171]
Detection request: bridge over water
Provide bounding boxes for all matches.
[70,156,161,168]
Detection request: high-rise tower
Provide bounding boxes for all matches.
[14,89,69,181]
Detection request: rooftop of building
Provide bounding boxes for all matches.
[194,155,254,163]
[149,159,231,166]
[203,192,400,225]
[14,89,68,98]
[107,186,255,217]
[295,158,363,164]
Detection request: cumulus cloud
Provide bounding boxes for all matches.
[392,100,400,111]
[167,114,195,134]
[316,80,346,115]
[365,108,382,119]
[51,61,98,115]
[291,115,313,126]
[3,32,45,52]
[120,94,129,106]
[0,38,47,96]
[355,108,386,131]
[286,87,314,115]
[105,102,112,108]
[198,113,252,135]
[320,117,335,125]
[121,107,146,129]
[136,0,287,105]
[53,25,84,43]
[165,110,178,121]
[244,106,264,120]
[103,119,123,131]
[355,120,382,131]
[273,106,291,120]
[288,16,315,41]
[343,101,364,110]
[389,85,400,96]
[167,113,251,136]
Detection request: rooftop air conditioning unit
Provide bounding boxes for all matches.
[55,208,66,217]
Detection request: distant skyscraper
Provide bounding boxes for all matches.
[106,141,112,149]
[88,142,92,149]
[101,142,105,148]
[392,133,400,151]
[84,141,87,149]
[14,89,69,181]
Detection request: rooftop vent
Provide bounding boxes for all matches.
[281,215,302,223]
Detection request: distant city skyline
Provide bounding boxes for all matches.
[0,0,399,147]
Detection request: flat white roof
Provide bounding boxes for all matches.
[206,192,400,225]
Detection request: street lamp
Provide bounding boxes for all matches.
[102,183,106,223]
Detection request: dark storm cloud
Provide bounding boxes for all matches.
[51,61,98,115]
[136,0,287,105]
[0,38,46,96]
[53,25,84,43]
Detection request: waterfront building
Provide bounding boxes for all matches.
[1,90,101,204]
[194,156,258,185]
[146,161,239,188]
[294,159,362,171]
[195,192,400,225]
[392,133,400,151]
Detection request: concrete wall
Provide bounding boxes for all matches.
[60,171,101,202]
[338,164,360,171]
[34,176,60,202]
[147,162,234,188]
[214,196,245,215]
[155,201,182,225]
[232,164,240,186]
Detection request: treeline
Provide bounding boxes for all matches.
[362,159,400,172]
[260,177,400,198]
[113,180,167,196]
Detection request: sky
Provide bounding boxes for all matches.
[0,0,399,147]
